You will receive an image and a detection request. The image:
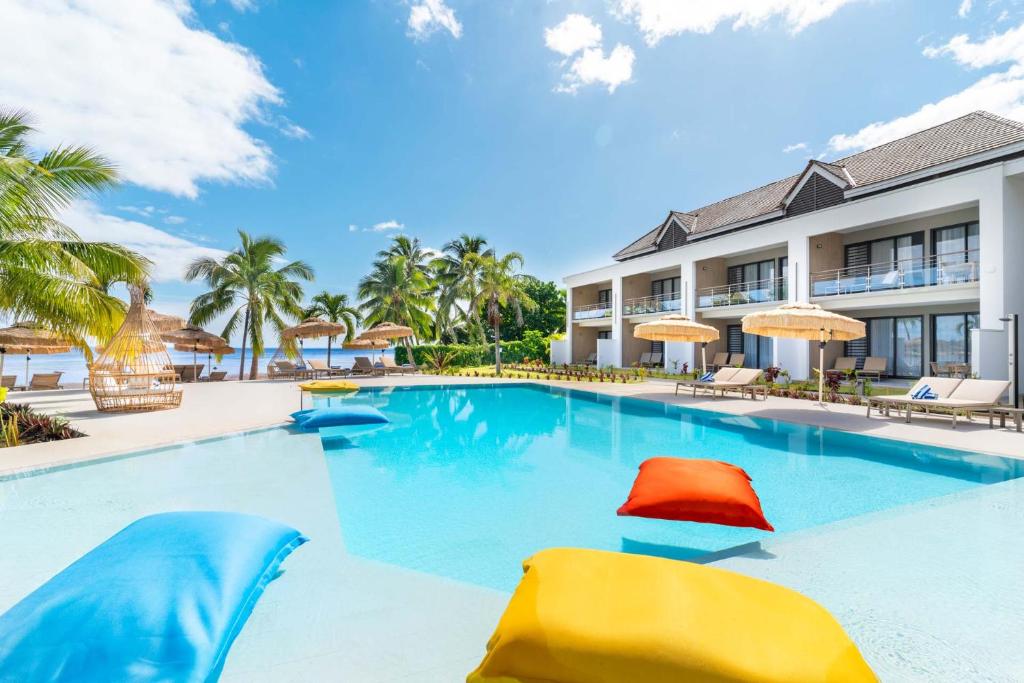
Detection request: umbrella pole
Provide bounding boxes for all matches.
[701,342,707,375]
[25,354,30,388]
[818,328,825,406]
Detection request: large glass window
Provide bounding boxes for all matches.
[845,315,923,378]
[650,277,681,296]
[728,325,774,369]
[932,313,979,366]
[597,289,612,305]
[932,222,979,266]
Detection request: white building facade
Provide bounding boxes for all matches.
[558,112,1024,389]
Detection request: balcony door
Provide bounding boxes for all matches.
[727,325,773,369]
[845,316,923,378]
[932,222,979,267]
[932,312,979,367]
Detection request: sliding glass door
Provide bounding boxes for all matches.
[727,325,773,369]
[846,316,923,378]
[932,313,979,366]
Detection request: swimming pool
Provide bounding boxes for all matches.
[313,383,1023,591]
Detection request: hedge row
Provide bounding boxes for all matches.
[395,334,549,368]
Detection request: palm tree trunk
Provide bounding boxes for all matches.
[494,321,502,375]
[249,343,260,380]
[404,338,417,370]
[238,308,250,382]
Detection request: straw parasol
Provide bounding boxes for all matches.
[174,343,235,374]
[0,322,72,384]
[634,314,720,373]
[161,326,228,369]
[146,309,186,334]
[282,317,347,366]
[741,302,865,405]
[360,322,416,368]
[343,336,389,363]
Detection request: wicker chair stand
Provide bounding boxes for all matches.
[89,286,183,412]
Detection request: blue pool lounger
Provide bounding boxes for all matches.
[0,511,307,682]
[290,405,389,430]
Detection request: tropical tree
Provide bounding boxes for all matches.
[303,290,361,366]
[498,275,565,340]
[357,255,434,368]
[469,251,536,374]
[0,109,150,344]
[377,234,432,278]
[186,230,313,380]
[431,234,492,343]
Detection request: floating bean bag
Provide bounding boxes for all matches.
[0,512,307,682]
[290,405,389,430]
[617,457,774,531]
[467,548,876,683]
[298,380,359,393]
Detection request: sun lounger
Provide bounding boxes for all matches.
[856,356,887,380]
[27,372,63,391]
[351,356,383,376]
[899,379,1012,428]
[1,375,15,390]
[377,355,416,375]
[172,364,204,383]
[867,377,962,419]
[267,361,298,380]
[708,352,729,371]
[676,367,764,399]
[638,352,652,367]
[582,352,597,366]
[201,371,228,382]
[727,353,745,368]
[649,352,663,367]
[832,357,856,372]
[306,359,349,378]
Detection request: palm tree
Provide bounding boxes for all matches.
[0,109,150,344]
[432,234,492,343]
[186,230,313,380]
[378,235,432,278]
[470,251,536,374]
[303,291,361,366]
[357,255,434,368]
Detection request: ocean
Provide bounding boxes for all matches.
[0,346,395,385]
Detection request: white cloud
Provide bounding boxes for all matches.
[611,0,862,46]
[371,220,405,232]
[957,0,972,19]
[164,215,188,225]
[408,0,463,40]
[545,14,603,56]
[1,0,302,198]
[64,201,228,283]
[348,224,359,232]
[830,24,1024,153]
[546,14,635,94]
[227,0,257,11]
[557,45,636,94]
[783,141,809,153]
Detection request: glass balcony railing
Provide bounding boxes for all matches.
[810,250,979,298]
[697,276,787,309]
[623,292,682,316]
[572,302,614,321]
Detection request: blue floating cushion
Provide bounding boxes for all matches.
[294,405,389,430]
[290,408,316,423]
[0,511,307,682]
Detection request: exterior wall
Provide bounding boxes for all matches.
[570,325,599,363]
[564,160,1016,380]
[723,246,787,269]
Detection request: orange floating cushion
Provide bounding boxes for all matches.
[617,457,773,531]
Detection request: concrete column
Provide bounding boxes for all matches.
[665,261,696,373]
[775,235,811,379]
[611,276,623,367]
[565,287,574,364]
[976,168,1014,380]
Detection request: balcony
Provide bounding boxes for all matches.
[573,302,613,322]
[810,250,979,298]
[623,292,682,317]
[697,276,787,310]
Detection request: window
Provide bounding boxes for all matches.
[932,222,979,267]
[727,325,773,369]
[597,289,612,305]
[932,313,979,366]
[844,315,923,378]
[778,257,789,300]
[727,260,775,285]
[597,330,611,340]
[651,277,681,297]
[650,340,664,354]
[845,232,924,270]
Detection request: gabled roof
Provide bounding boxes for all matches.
[614,111,1024,261]
[780,159,854,208]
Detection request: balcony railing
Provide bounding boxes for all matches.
[810,250,979,298]
[697,276,787,309]
[573,302,614,321]
[623,292,682,316]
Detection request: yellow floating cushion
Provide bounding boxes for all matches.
[297,380,359,393]
[467,548,876,683]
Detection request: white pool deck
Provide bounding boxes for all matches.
[2,377,1023,681]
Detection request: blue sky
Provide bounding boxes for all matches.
[6,0,1024,341]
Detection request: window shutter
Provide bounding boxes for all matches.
[727,325,744,355]
[845,243,869,269]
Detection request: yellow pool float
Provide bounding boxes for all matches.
[298,380,359,394]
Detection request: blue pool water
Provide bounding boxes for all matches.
[313,384,1024,591]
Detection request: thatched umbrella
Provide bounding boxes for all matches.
[360,322,416,368]
[742,302,865,405]
[146,309,186,334]
[174,343,235,375]
[282,317,346,366]
[0,323,72,384]
[161,326,228,369]
[634,314,720,373]
[343,337,389,363]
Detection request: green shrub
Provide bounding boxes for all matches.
[395,344,489,368]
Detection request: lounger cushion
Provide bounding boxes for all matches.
[297,380,359,394]
[617,457,774,531]
[292,405,389,429]
[467,548,876,683]
[0,512,307,682]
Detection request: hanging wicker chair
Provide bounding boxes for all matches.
[89,286,182,412]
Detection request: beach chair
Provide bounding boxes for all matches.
[856,357,887,380]
[351,356,382,376]
[866,377,962,420]
[201,371,228,382]
[267,361,298,380]
[929,361,949,377]
[27,372,63,391]
[675,367,745,397]
[900,379,1011,428]
[638,352,652,368]
[1,375,15,390]
[378,356,416,375]
[832,357,856,372]
[305,359,348,378]
[728,353,745,367]
[649,352,663,368]
[708,352,729,371]
[707,368,764,400]
[582,352,597,366]
[177,365,203,383]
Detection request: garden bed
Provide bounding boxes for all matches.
[0,401,85,448]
